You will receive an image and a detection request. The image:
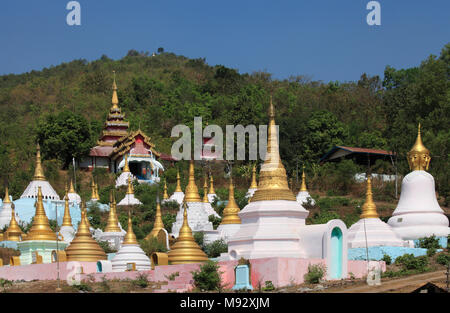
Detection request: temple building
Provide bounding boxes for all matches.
[79,75,174,184]
[168,169,185,205]
[117,178,143,206]
[387,124,449,246]
[296,166,316,205]
[245,165,258,200]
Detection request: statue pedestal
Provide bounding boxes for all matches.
[17,240,68,265]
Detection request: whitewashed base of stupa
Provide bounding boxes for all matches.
[245,188,256,199]
[347,218,407,248]
[17,240,68,265]
[204,223,241,244]
[95,229,126,251]
[224,200,310,260]
[203,202,220,218]
[0,202,21,229]
[207,193,218,203]
[387,171,450,240]
[296,191,316,206]
[169,192,185,205]
[117,194,142,206]
[20,180,60,200]
[170,202,214,237]
[111,244,151,272]
[59,226,76,243]
[67,192,81,205]
[115,172,135,188]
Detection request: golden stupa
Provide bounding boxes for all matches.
[202,176,209,203]
[33,143,46,181]
[91,179,98,200]
[146,196,166,239]
[407,123,431,172]
[126,177,134,195]
[111,71,120,110]
[167,202,208,264]
[104,191,121,232]
[175,169,183,192]
[3,186,11,204]
[123,211,138,245]
[250,97,296,202]
[62,189,73,227]
[249,165,258,189]
[299,165,308,192]
[123,154,130,173]
[208,174,216,195]
[25,187,57,241]
[220,175,241,225]
[163,180,169,200]
[5,203,25,241]
[65,209,107,262]
[68,179,76,194]
[184,160,201,202]
[360,175,379,219]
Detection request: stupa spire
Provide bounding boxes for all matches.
[202,176,209,203]
[69,179,76,193]
[221,175,241,224]
[167,201,208,264]
[111,71,119,110]
[208,174,216,194]
[175,169,182,192]
[123,211,138,245]
[147,194,165,238]
[5,204,24,241]
[91,178,98,200]
[126,177,134,195]
[105,190,121,232]
[81,202,91,229]
[360,175,379,219]
[3,186,11,204]
[25,186,57,241]
[184,160,201,202]
[407,123,431,172]
[249,165,258,189]
[62,190,73,227]
[299,165,308,192]
[251,97,296,202]
[123,154,130,172]
[33,143,46,181]
[163,180,169,200]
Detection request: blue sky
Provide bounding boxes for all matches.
[0,0,448,82]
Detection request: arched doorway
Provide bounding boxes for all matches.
[329,227,343,279]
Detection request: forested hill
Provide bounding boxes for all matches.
[0,45,449,202]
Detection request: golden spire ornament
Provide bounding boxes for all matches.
[407,123,431,172]
[251,97,296,202]
[146,195,166,239]
[249,165,258,189]
[69,179,76,193]
[167,201,208,264]
[175,169,182,192]
[65,209,107,262]
[111,71,119,110]
[123,154,130,173]
[122,211,138,245]
[62,190,73,227]
[360,175,379,219]
[208,174,216,194]
[299,165,308,192]
[221,175,241,225]
[95,182,100,200]
[126,177,134,195]
[163,180,169,200]
[202,176,209,203]
[104,191,121,232]
[91,179,98,200]
[33,143,46,181]
[3,186,11,204]
[81,202,91,229]
[5,204,24,241]
[183,160,201,202]
[25,187,57,241]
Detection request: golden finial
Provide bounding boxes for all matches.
[299,165,307,192]
[146,195,166,239]
[163,180,169,200]
[66,208,107,262]
[202,176,209,203]
[250,98,296,202]
[104,191,121,232]
[360,175,379,219]
[407,123,431,171]
[3,186,11,204]
[62,191,73,227]
[208,174,216,194]
[126,177,134,195]
[5,204,24,241]
[81,202,91,229]
[25,186,57,241]
[33,143,46,181]
[69,179,76,193]
[95,182,100,200]
[221,175,241,224]
[167,201,208,264]
[249,165,258,189]
[111,71,119,110]
[122,211,138,245]
[175,168,182,192]
[91,178,98,200]
[183,160,201,202]
[123,154,130,172]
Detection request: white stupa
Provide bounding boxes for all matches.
[67,180,81,205]
[20,144,60,200]
[117,178,142,206]
[0,187,21,230]
[245,165,258,200]
[95,193,126,250]
[170,161,214,237]
[112,211,151,271]
[296,166,316,206]
[348,176,406,248]
[168,169,185,205]
[115,154,135,188]
[59,191,76,243]
[207,175,218,203]
[388,125,450,240]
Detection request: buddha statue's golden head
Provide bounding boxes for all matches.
[407,124,431,171]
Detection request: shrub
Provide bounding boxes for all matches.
[427,247,436,257]
[132,272,149,288]
[436,253,450,266]
[262,281,275,291]
[382,254,392,265]
[165,272,180,281]
[193,231,205,249]
[204,239,228,258]
[208,215,222,230]
[304,263,326,284]
[72,281,92,292]
[417,235,441,249]
[191,260,223,291]
[0,278,13,291]
[100,276,110,292]
[97,240,117,254]
[395,254,428,272]
[139,237,168,258]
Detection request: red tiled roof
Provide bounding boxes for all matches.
[337,146,395,156]
[89,146,114,157]
[160,153,178,161]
